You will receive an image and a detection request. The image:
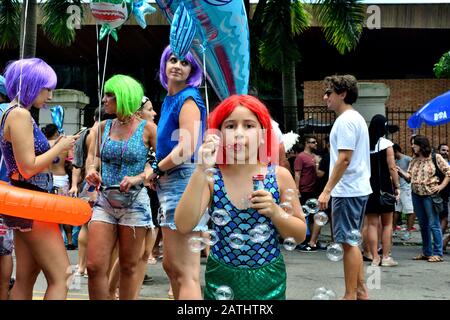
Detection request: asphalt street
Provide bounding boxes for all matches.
[25,224,450,300]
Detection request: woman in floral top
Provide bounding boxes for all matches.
[397,135,450,262]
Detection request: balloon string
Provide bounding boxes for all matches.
[95,24,102,104]
[202,48,209,116]
[18,0,30,107]
[94,32,111,176]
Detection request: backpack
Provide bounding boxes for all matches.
[431,152,449,199]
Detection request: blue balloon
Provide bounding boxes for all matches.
[155,0,250,100]
[50,105,65,134]
[170,3,196,60]
[133,0,157,29]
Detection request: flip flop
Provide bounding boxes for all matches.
[412,254,430,261]
[427,256,444,262]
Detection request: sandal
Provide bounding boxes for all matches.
[412,254,430,261]
[147,256,157,265]
[427,255,444,262]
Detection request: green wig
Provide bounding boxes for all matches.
[104,75,144,117]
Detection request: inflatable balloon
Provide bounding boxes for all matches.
[170,3,196,60]
[133,0,156,29]
[50,105,64,134]
[90,0,155,41]
[155,0,250,100]
[0,182,92,226]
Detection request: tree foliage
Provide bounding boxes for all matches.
[434,51,450,79]
[0,0,21,49]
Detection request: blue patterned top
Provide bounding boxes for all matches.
[100,119,148,186]
[0,105,50,179]
[209,164,281,268]
[156,86,206,162]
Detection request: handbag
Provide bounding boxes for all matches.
[379,190,396,206]
[375,139,396,207]
[100,184,143,209]
[430,152,446,213]
[430,193,444,214]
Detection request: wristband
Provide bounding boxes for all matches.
[151,160,165,176]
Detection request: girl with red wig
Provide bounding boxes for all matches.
[175,95,306,299]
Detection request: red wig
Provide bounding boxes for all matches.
[207,94,278,164]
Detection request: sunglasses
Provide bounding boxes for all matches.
[308,141,317,144]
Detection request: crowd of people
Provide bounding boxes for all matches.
[0,53,449,300]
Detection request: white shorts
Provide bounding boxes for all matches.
[395,188,414,214]
[53,174,69,195]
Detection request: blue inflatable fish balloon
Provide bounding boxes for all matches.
[170,3,196,61]
[155,0,250,100]
[50,105,65,134]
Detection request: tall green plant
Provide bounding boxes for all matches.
[0,0,84,52]
[42,0,83,47]
[254,0,365,132]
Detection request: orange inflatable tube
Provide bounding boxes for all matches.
[0,181,92,226]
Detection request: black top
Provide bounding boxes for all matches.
[366,148,394,214]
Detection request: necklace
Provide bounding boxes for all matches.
[116,116,134,125]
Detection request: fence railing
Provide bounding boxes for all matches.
[386,108,450,153]
[299,106,450,153]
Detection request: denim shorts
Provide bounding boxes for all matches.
[90,187,154,228]
[332,196,369,245]
[1,172,53,232]
[157,163,208,232]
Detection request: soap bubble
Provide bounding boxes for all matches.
[305,198,319,214]
[229,233,245,249]
[203,230,219,246]
[283,237,297,251]
[215,285,234,300]
[204,167,218,183]
[314,211,328,226]
[302,205,311,217]
[188,237,206,253]
[279,202,293,219]
[240,195,252,209]
[249,224,272,243]
[211,209,231,226]
[347,229,362,247]
[284,188,298,201]
[325,289,337,300]
[326,243,344,262]
[311,293,330,300]
[314,287,328,296]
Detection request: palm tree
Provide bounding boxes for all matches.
[1,0,83,122]
[0,0,83,54]
[253,0,366,132]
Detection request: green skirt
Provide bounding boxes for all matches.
[204,254,286,300]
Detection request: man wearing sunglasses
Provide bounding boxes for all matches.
[318,74,372,300]
[295,135,322,252]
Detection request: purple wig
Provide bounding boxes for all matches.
[4,58,57,108]
[159,45,203,90]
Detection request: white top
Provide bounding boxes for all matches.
[329,109,372,197]
[370,137,394,154]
